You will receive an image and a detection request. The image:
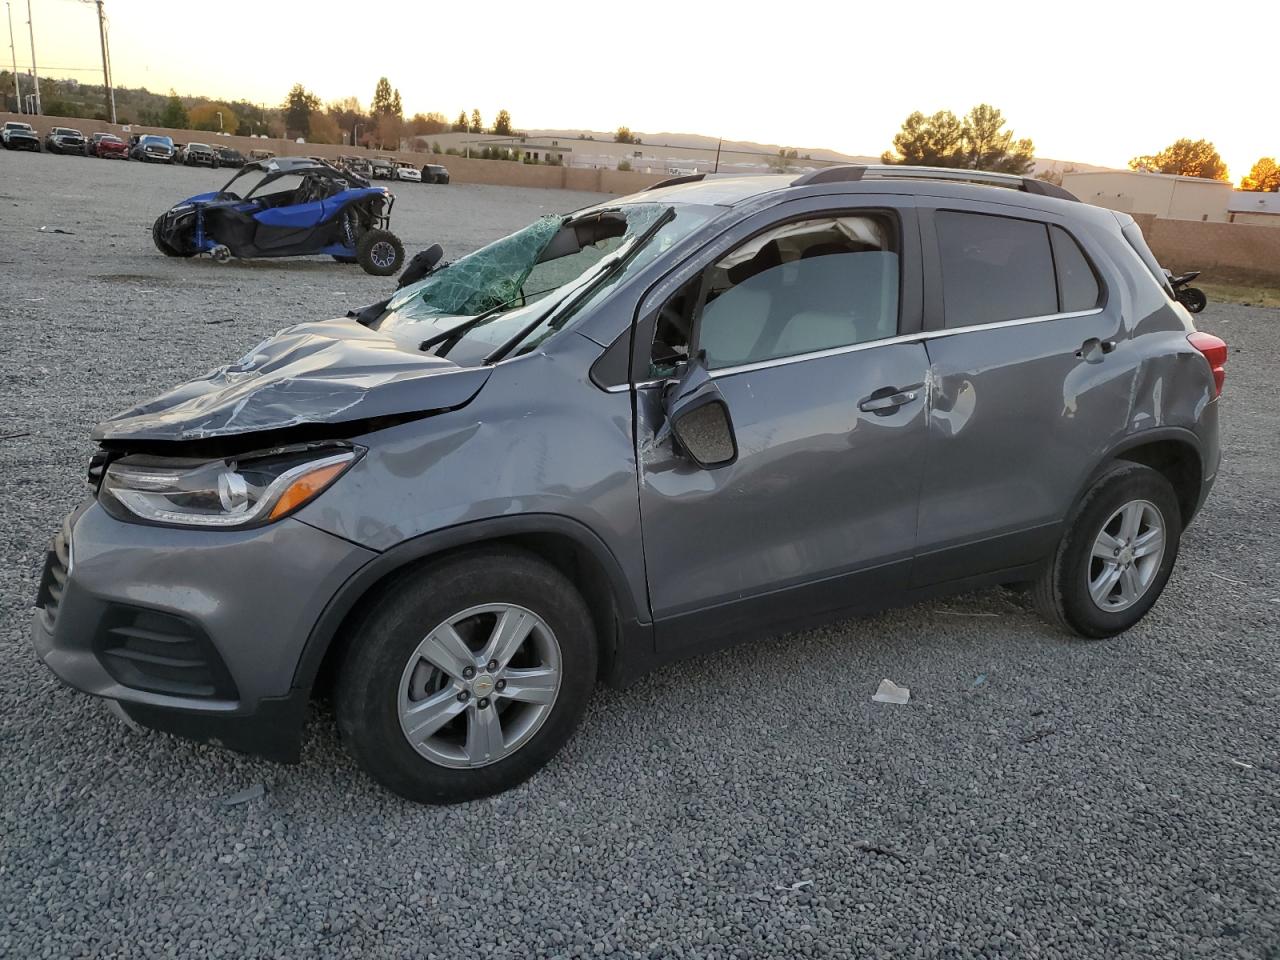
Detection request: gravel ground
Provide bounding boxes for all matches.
[2,151,1278,959]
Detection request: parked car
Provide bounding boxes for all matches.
[182,142,220,167]
[87,132,128,159]
[421,163,450,184]
[1,120,40,151]
[44,127,88,155]
[248,149,275,162]
[338,155,373,179]
[369,157,396,180]
[34,165,1227,804]
[216,146,246,168]
[149,155,403,275]
[392,161,422,183]
[131,135,177,163]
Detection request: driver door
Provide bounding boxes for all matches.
[633,196,931,656]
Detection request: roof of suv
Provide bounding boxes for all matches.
[638,165,1098,221]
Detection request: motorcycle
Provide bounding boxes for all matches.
[1166,269,1207,314]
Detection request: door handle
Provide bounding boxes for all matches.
[858,386,921,414]
[1076,337,1117,361]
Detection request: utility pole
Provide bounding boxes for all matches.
[6,1,21,113]
[24,0,37,113]
[92,0,115,123]
[713,137,722,174]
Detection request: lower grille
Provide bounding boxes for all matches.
[95,606,238,700]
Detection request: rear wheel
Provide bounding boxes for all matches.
[1033,463,1181,638]
[335,549,598,803]
[356,228,404,276]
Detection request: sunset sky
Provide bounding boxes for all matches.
[10,0,1271,179]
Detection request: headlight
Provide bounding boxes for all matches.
[100,444,361,528]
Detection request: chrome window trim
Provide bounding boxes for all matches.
[614,306,1105,389]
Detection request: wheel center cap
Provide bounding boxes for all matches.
[472,674,495,697]
[1119,546,1135,565]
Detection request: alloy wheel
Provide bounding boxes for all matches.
[397,603,562,769]
[1087,499,1166,612]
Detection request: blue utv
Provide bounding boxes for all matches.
[151,156,405,276]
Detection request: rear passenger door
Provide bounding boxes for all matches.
[911,201,1132,587]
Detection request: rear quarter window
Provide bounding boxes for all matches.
[1049,226,1103,312]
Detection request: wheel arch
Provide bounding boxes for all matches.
[295,514,649,700]
[1094,428,1204,526]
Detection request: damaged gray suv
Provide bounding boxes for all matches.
[34,166,1227,803]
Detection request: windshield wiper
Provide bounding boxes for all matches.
[481,207,676,366]
[418,286,566,356]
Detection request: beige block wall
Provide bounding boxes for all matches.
[0,112,667,195]
[1129,213,1280,283]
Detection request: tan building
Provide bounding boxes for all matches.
[1228,191,1280,227]
[1062,170,1232,222]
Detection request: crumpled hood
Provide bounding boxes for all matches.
[93,318,491,442]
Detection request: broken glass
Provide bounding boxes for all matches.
[382,204,670,325]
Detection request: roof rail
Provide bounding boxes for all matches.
[790,164,1078,201]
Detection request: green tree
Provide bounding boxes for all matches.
[470,109,483,133]
[327,97,367,144]
[614,125,641,145]
[962,104,1035,174]
[189,103,239,135]
[409,112,448,136]
[1240,157,1280,192]
[453,110,469,132]
[371,77,395,117]
[492,109,513,136]
[282,83,321,139]
[882,104,1033,173]
[1129,139,1229,181]
[881,110,964,167]
[160,90,188,129]
[390,89,403,120]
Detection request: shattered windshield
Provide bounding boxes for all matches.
[377,202,714,366]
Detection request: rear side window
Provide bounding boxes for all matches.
[936,211,1056,328]
[1049,226,1102,312]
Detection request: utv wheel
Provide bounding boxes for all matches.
[335,549,598,804]
[1032,463,1181,639]
[356,228,405,277]
[151,215,193,258]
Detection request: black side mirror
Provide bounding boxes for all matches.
[397,243,444,288]
[663,357,737,469]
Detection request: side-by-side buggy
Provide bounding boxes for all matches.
[151,157,406,275]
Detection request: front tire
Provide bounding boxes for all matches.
[151,215,193,257]
[356,228,404,276]
[1032,463,1181,638]
[335,549,598,803]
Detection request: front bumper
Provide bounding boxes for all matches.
[32,500,377,760]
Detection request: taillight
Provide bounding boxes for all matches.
[1188,332,1227,397]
